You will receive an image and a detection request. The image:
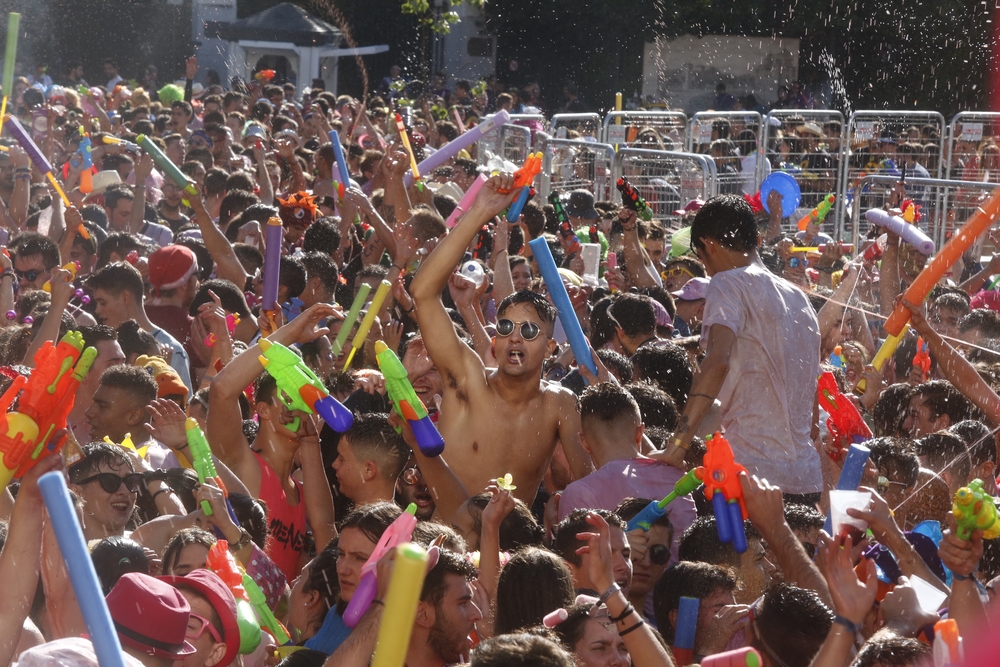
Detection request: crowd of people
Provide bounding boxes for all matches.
[0,53,995,667]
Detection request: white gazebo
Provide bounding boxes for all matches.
[219,2,388,96]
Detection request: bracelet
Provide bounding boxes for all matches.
[15,174,30,180]
[832,615,860,634]
[952,572,974,581]
[150,488,172,501]
[229,527,253,552]
[668,436,690,451]
[608,604,635,623]
[593,583,621,609]
[14,167,29,174]
[134,184,146,190]
[618,619,645,636]
[0,269,13,281]
[391,264,406,272]
[689,393,714,401]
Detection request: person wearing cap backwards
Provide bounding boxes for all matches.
[106,572,198,667]
[146,245,200,369]
[671,276,709,337]
[160,569,241,667]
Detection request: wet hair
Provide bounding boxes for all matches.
[653,561,736,642]
[553,509,626,568]
[949,419,997,467]
[915,431,971,484]
[303,538,340,612]
[471,633,575,667]
[579,381,640,424]
[69,442,135,483]
[959,308,1000,339]
[338,501,402,545]
[11,232,59,269]
[301,251,340,295]
[228,492,268,548]
[79,324,117,350]
[303,217,341,256]
[494,547,576,635]
[161,527,216,575]
[465,493,544,551]
[280,255,307,299]
[911,380,973,426]
[420,548,475,607]
[678,516,761,569]
[630,343,694,409]
[410,522,467,553]
[624,382,678,431]
[189,279,252,319]
[497,290,557,326]
[690,194,759,254]
[91,536,150,595]
[867,436,920,487]
[751,584,833,667]
[596,349,633,383]
[872,383,915,437]
[116,320,159,359]
[853,635,931,667]
[615,497,673,534]
[608,293,657,338]
[342,413,409,483]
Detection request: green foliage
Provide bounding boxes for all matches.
[402,0,483,34]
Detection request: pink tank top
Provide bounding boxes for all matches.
[253,451,307,580]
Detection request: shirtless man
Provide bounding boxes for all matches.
[410,173,593,503]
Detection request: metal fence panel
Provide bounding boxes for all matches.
[686,111,763,197]
[549,113,603,140]
[611,148,718,231]
[602,111,688,150]
[756,109,846,229]
[943,112,1000,248]
[538,138,616,202]
[840,110,946,241]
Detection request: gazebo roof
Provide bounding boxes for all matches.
[218,3,343,47]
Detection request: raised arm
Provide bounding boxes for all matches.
[410,174,518,382]
[619,209,661,288]
[491,219,516,303]
[130,153,153,235]
[190,193,250,288]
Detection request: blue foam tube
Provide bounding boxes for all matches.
[822,443,872,534]
[712,493,732,543]
[329,130,351,187]
[39,471,127,667]
[674,596,699,651]
[506,187,530,223]
[728,501,748,553]
[527,237,598,378]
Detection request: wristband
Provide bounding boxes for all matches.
[952,572,974,581]
[150,488,172,502]
[0,269,14,281]
[609,604,635,623]
[832,615,860,634]
[229,527,253,552]
[592,583,621,611]
[618,619,645,636]
[668,436,690,451]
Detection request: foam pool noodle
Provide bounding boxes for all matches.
[332,282,372,357]
[344,280,391,370]
[370,544,430,667]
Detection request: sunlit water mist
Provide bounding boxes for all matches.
[820,48,852,117]
[307,0,369,100]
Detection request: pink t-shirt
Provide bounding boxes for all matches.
[558,457,697,563]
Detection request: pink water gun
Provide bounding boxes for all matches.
[204,313,240,347]
[342,503,418,627]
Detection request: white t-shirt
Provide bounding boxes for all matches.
[701,260,822,494]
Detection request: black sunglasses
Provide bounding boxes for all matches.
[649,543,670,566]
[14,268,45,283]
[496,318,541,340]
[77,472,144,494]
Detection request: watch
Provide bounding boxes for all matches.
[229,527,253,552]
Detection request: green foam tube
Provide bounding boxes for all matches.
[333,282,372,356]
[3,13,19,97]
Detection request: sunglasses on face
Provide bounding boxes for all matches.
[77,472,144,494]
[787,257,810,269]
[401,466,423,486]
[496,318,542,340]
[14,268,46,283]
[663,266,695,280]
[186,613,222,643]
[648,544,670,566]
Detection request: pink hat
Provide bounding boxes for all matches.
[106,573,196,660]
[148,245,198,292]
[672,277,710,301]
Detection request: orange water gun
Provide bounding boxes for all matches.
[699,433,749,553]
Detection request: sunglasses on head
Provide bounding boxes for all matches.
[496,318,542,340]
[77,472,144,494]
[787,257,810,269]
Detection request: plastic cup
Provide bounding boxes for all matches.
[581,244,601,286]
[909,575,947,614]
[829,490,871,538]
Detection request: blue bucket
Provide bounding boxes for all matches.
[760,172,801,218]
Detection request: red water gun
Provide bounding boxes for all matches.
[548,192,581,256]
[0,331,97,489]
[617,176,653,221]
[914,337,931,382]
[699,433,749,553]
[817,371,872,461]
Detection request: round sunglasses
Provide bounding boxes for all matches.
[496,318,542,340]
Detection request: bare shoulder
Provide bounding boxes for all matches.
[541,379,579,408]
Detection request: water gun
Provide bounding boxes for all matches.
[75,127,93,194]
[42,261,80,292]
[549,191,581,256]
[206,542,263,654]
[701,648,763,667]
[394,114,422,182]
[627,468,701,532]
[205,313,240,347]
[817,371,871,461]
[370,544,430,667]
[829,345,845,368]
[617,176,653,221]
[102,135,141,153]
[343,503,418,627]
[135,133,199,200]
[914,337,931,382]
[242,570,290,645]
[700,433,749,553]
[374,340,445,457]
[0,331,97,488]
[257,339,354,433]
[672,596,698,666]
[185,417,240,524]
[472,224,492,261]
[795,194,835,231]
[952,478,1000,540]
[332,283,372,357]
[502,152,542,223]
[933,618,963,667]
